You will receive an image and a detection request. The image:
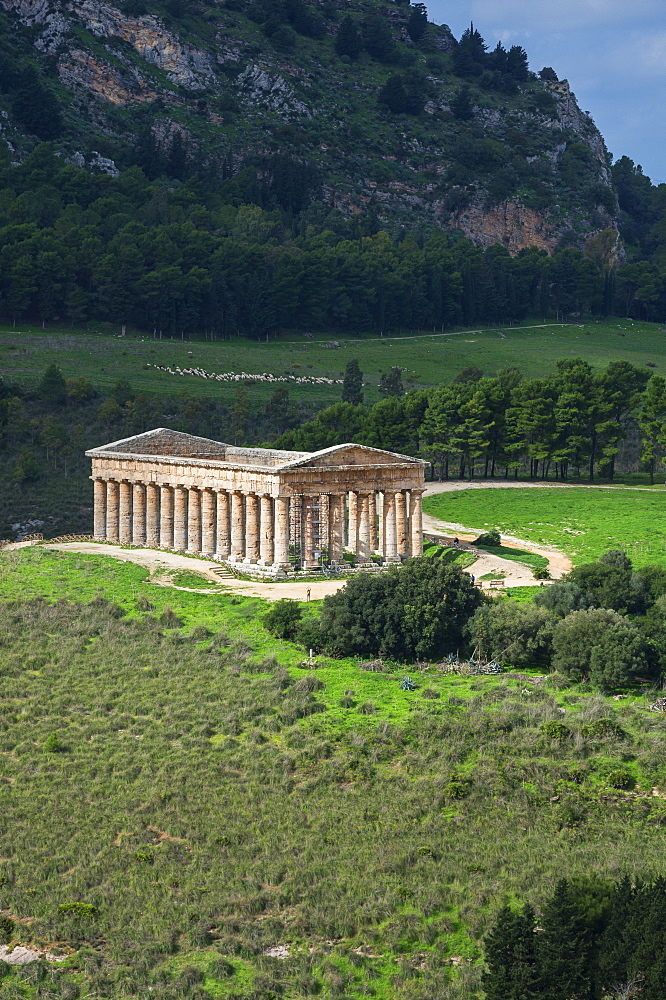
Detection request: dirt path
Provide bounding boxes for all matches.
[423,480,666,494]
[422,481,573,580]
[40,542,347,601]
[284,323,574,345]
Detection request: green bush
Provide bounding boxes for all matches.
[263,599,303,640]
[58,902,98,918]
[606,768,634,790]
[474,528,501,546]
[43,732,65,753]
[540,720,570,743]
[0,916,13,945]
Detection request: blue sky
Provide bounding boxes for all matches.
[425,0,666,184]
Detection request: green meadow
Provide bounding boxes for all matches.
[424,487,666,567]
[3,546,666,998]
[2,318,664,407]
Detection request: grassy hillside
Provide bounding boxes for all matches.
[3,318,665,407]
[2,547,666,999]
[424,487,666,566]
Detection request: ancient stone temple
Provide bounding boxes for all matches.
[87,429,426,575]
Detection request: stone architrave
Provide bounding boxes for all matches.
[146,483,160,548]
[106,480,119,542]
[201,489,216,557]
[133,483,146,546]
[274,497,290,568]
[384,491,398,562]
[396,491,407,557]
[230,491,245,562]
[409,490,424,556]
[119,481,132,545]
[259,495,274,565]
[328,494,345,564]
[357,493,371,563]
[173,486,188,551]
[160,485,174,549]
[216,491,230,559]
[93,480,106,540]
[188,488,201,554]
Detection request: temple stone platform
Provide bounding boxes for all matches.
[87,429,426,577]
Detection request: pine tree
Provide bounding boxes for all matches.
[341,359,364,405]
[483,903,540,1000]
[334,15,362,58]
[451,85,475,120]
[378,75,408,114]
[638,375,666,483]
[407,3,428,42]
[363,12,396,62]
[378,367,404,397]
[38,364,67,405]
[537,880,596,1000]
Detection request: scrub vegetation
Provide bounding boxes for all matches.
[3,548,666,998]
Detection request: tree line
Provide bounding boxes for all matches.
[279,357,666,483]
[485,877,666,1000]
[1,145,664,339]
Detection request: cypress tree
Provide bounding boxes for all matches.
[378,75,408,114]
[341,359,363,405]
[537,880,596,1000]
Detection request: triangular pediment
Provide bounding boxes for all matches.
[87,428,229,459]
[281,443,426,470]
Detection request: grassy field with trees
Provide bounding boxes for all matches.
[3,546,666,999]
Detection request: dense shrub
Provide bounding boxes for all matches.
[551,608,647,688]
[317,557,484,660]
[467,600,555,666]
[263,599,303,639]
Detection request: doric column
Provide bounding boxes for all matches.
[409,490,424,557]
[384,490,398,562]
[396,491,407,557]
[369,492,378,552]
[230,491,245,562]
[380,490,387,557]
[160,485,174,549]
[201,489,215,557]
[357,492,371,563]
[259,495,274,565]
[244,493,260,563]
[303,496,319,570]
[216,491,230,560]
[118,481,132,545]
[173,486,188,551]
[132,483,146,546]
[348,491,358,553]
[328,493,345,564]
[188,488,201,554]
[106,480,119,542]
[93,479,106,540]
[146,483,160,548]
[274,497,290,568]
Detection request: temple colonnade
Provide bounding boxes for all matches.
[93,478,423,569]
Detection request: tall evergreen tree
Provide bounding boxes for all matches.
[407,3,428,42]
[341,359,364,405]
[335,15,363,58]
[38,364,67,405]
[483,904,540,1000]
[363,12,397,62]
[378,366,404,397]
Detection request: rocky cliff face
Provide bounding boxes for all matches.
[0,0,618,251]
